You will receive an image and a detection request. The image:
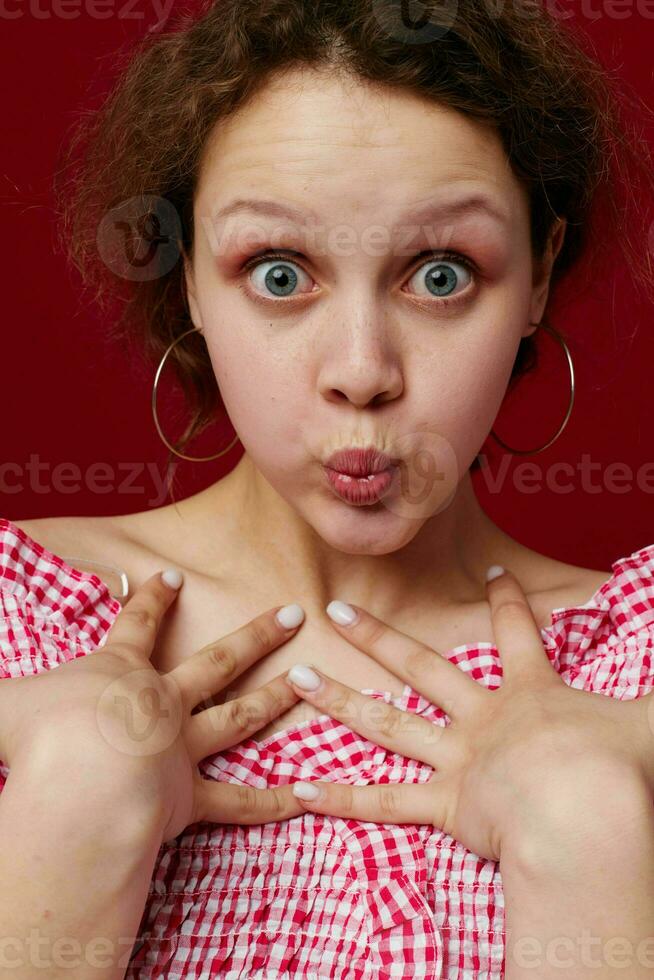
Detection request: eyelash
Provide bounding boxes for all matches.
[240,248,478,307]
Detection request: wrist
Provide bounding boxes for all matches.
[8,737,169,848]
[500,759,653,880]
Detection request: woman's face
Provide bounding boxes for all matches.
[185,67,564,552]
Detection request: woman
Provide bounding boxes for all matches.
[1,0,654,977]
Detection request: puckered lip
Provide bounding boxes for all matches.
[323,447,395,477]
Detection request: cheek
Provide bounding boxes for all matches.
[203,328,306,468]
[411,324,523,464]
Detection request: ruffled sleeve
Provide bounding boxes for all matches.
[0,517,122,672]
[542,542,654,697]
[0,517,122,786]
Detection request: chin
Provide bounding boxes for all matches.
[310,505,423,556]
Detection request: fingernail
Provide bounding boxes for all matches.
[161,568,184,589]
[326,600,358,626]
[486,565,505,582]
[275,604,305,629]
[292,781,321,801]
[287,664,322,691]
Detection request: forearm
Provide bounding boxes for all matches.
[501,773,654,979]
[0,751,165,979]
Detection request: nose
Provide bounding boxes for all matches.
[316,314,404,409]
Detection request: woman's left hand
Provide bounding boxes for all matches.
[285,567,654,863]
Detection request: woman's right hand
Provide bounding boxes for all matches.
[0,570,309,844]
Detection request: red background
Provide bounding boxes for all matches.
[1,2,653,570]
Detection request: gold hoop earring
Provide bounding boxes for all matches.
[489,320,575,456]
[151,326,241,462]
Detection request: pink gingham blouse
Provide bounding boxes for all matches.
[1,516,654,979]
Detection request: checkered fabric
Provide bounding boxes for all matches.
[1,516,653,979]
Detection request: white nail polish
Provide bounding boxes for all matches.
[486,565,505,582]
[326,600,358,626]
[287,664,321,691]
[275,604,305,629]
[161,568,184,589]
[292,781,321,801]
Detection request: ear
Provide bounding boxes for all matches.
[183,254,203,331]
[523,217,567,338]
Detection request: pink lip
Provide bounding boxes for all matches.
[323,464,396,505]
[324,447,393,476]
[322,447,400,505]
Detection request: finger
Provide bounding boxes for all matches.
[290,777,450,828]
[196,779,309,825]
[286,664,455,768]
[168,604,305,712]
[324,602,486,722]
[107,569,184,661]
[485,567,560,686]
[186,673,303,762]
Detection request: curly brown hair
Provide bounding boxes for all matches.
[53,0,654,498]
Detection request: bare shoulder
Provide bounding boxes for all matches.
[509,544,613,619]
[11,514,122,554]
[10,495,233,607]
[547,562,613,608]
[479,539,612,635]
[10,511,164,604]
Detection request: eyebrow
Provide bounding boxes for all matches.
[212,193,511,229]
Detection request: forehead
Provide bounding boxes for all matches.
[195,67,526,227]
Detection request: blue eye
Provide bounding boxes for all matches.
[407,256,473,300]
[248,257,313,298]
[242,249,475,304]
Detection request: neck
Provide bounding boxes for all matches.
[190,452,514,624]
